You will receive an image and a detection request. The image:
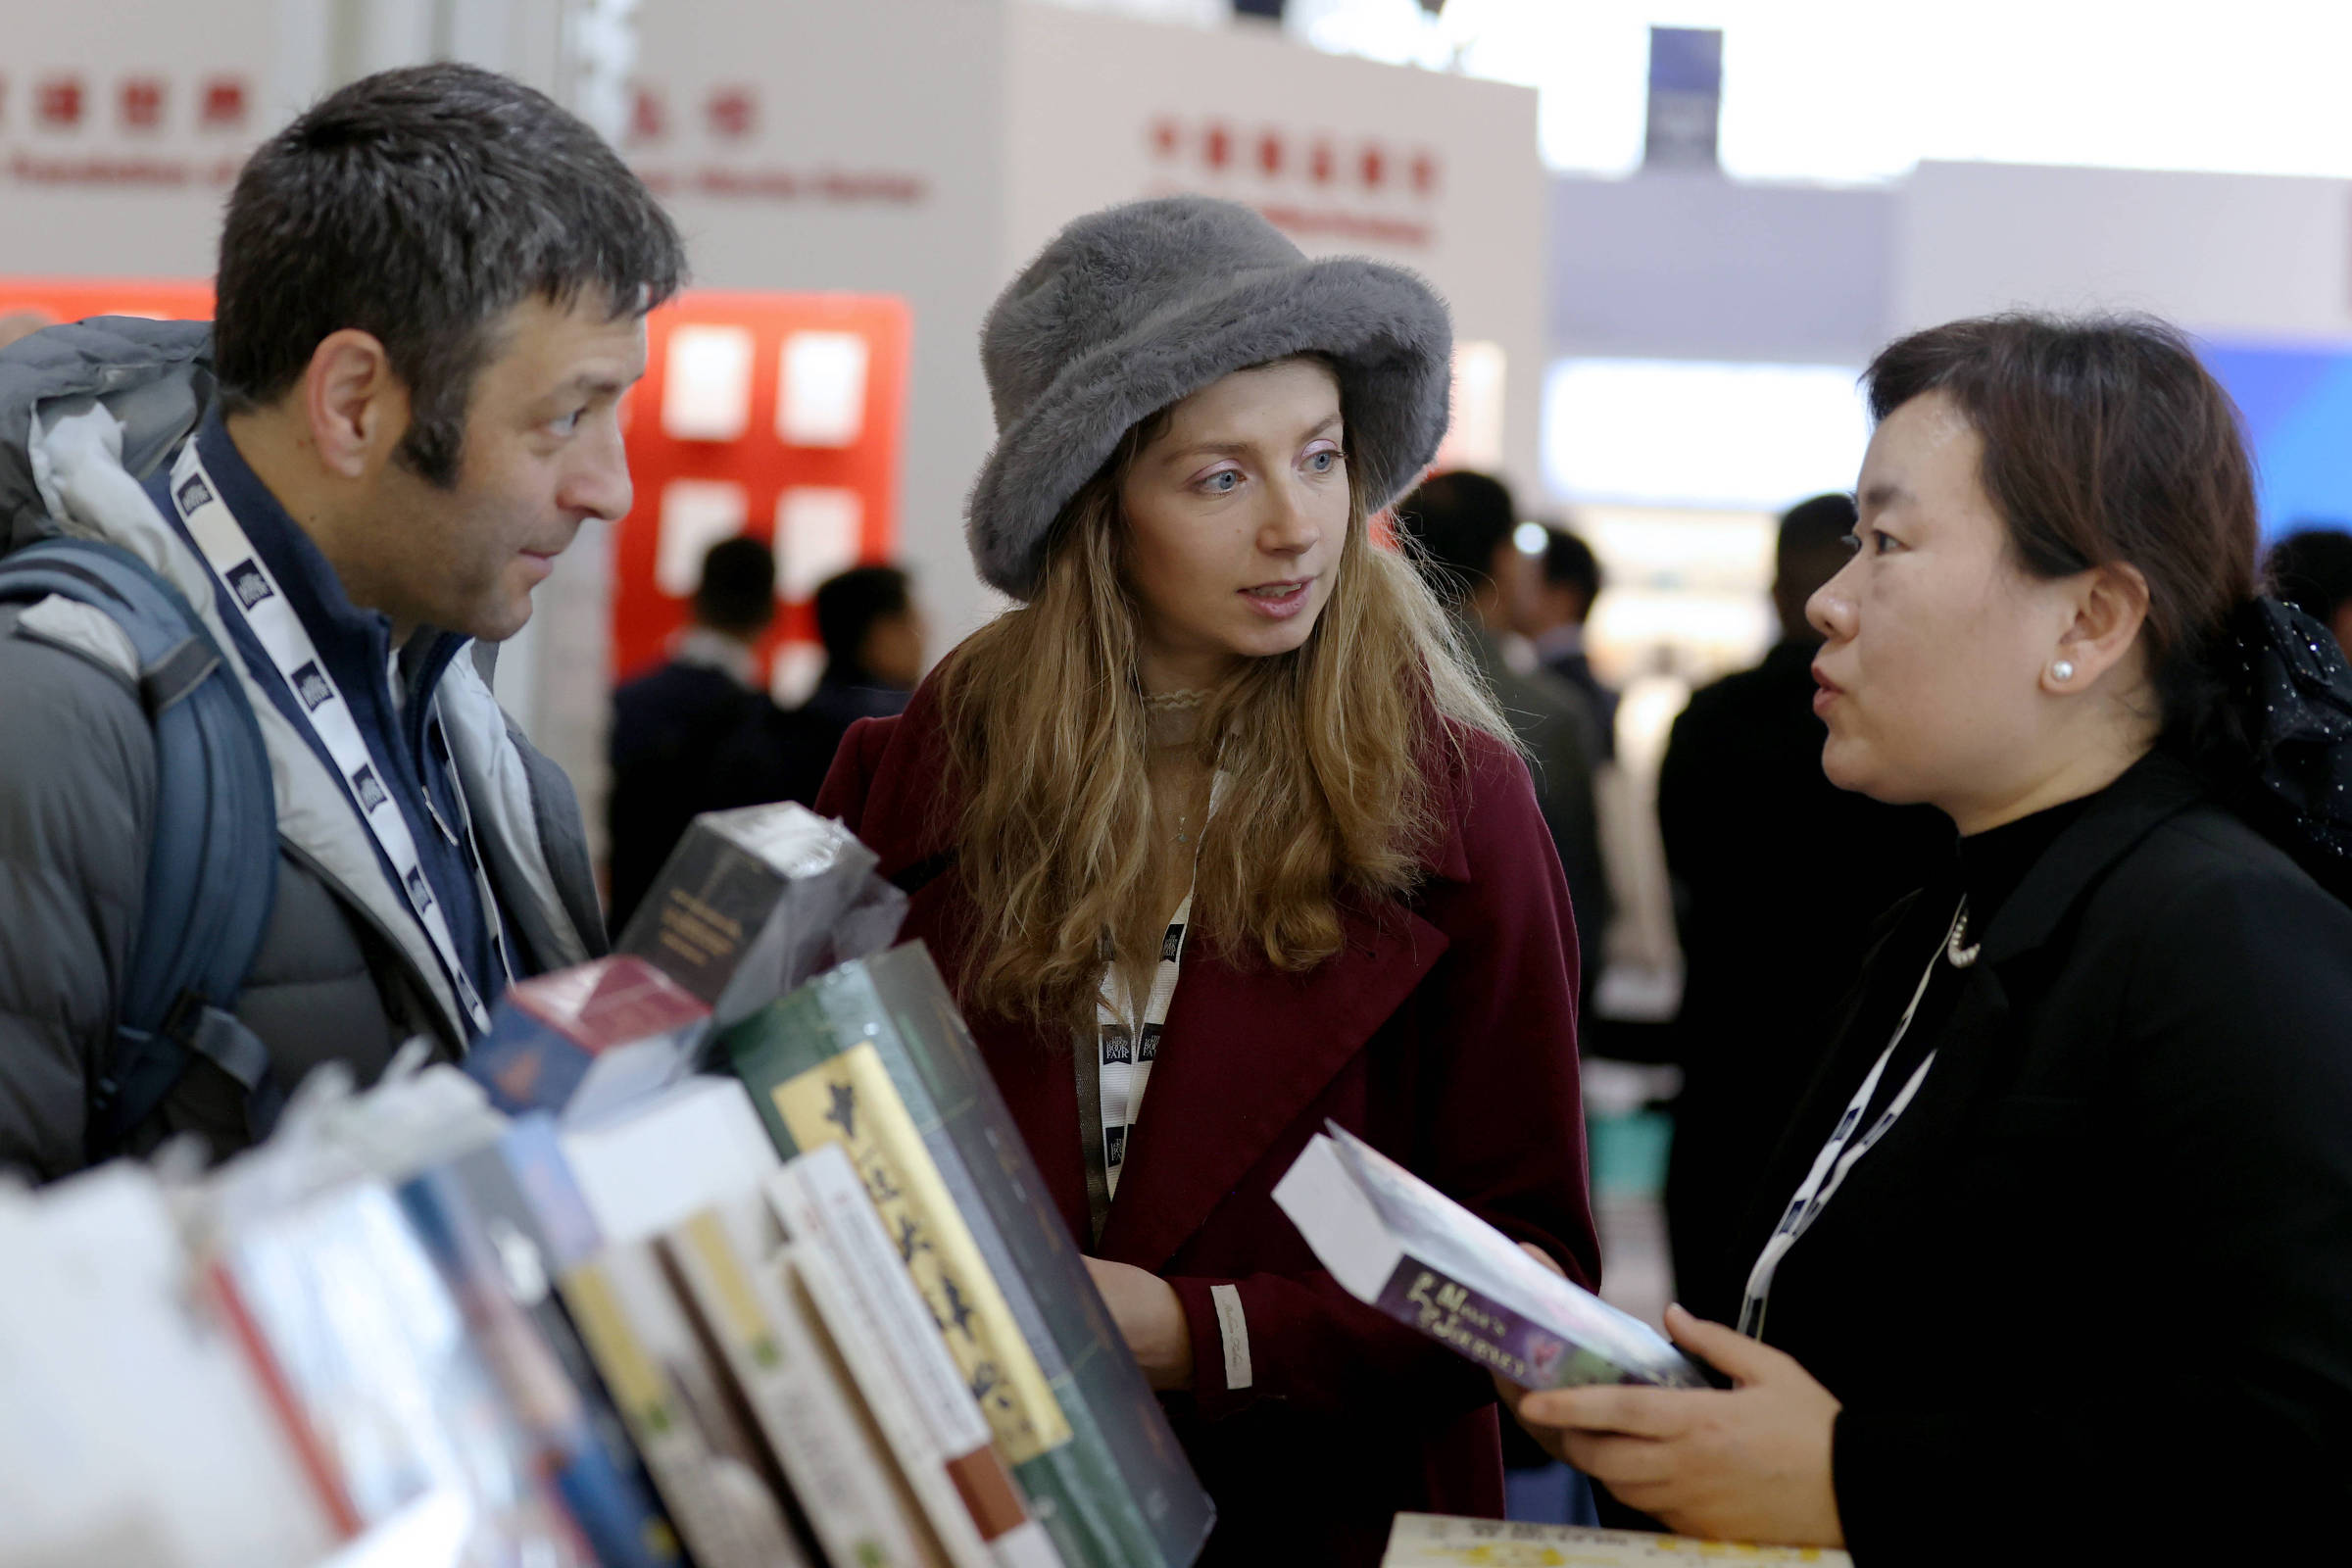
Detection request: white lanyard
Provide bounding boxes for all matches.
[1092,771,1226,1199]
[1738,900,1971,1340]
[168,439,497,1035]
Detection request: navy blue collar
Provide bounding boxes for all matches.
[182,413,467,723]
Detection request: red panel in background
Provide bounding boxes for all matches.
[0,277,215,323]
[614,290,910,694]
[0,280,913,700]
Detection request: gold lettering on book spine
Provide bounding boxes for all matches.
[773,1043,1073,1463]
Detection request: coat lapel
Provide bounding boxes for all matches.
[1095,901,1450,1272]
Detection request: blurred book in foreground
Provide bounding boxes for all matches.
[466,956,712,1124]
[1275,1125,1708,1391]
[1384,1513,1851,1565]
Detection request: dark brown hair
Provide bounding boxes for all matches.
[1864,313,2260,760]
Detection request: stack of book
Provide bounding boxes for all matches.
[0,801,1213,1568]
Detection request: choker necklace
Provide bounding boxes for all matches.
[1143,688,1210,711]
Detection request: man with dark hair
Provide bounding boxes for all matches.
[807,563,924,742]
[608,537,781,932]
[0,63,686,1177]
[1519,525,1619,760]
[1653,492,1950,1318]
[1401,470,1611,959]
[2265,524,2352,661]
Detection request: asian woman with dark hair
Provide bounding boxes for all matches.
[1507,314,2352,1562]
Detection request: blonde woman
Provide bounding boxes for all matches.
[818,197,1598,1565]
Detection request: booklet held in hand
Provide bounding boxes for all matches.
[1275,1124,1709,1391]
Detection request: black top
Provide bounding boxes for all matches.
[1655,639,1951,1314]
[1737,752,2352,1562]
[1841,795,2090,1134]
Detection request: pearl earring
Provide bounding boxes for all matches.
[2051,660,2076,683]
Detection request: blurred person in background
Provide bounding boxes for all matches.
[1401,470,1613,956]
[818,196,1598,1565]
[2264,523,2352,661]
[1508,315,2352,1558]
[607,535,780,932]
[1521,524,1618,759]
[1653,493,1948,1319]
[795,563,924,779]
[0,65,680,1178]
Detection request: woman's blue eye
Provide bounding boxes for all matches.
[1203,470,1240,493]
[552,408,586,436]
[1306,449,1341,473]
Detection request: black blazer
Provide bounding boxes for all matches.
[1739,754,2352,1563]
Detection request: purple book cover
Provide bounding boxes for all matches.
[1324,1126,1708,1390]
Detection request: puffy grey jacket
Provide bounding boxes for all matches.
[0,318,605,1180]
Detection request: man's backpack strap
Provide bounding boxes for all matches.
[0,538,280,1156]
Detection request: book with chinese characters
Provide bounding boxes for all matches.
[617,802,907,1027]
[1275,1125,1709,1391]
[1382,1513,1852,1565]
[662,1195,949,1568]
[723,944,1216,1568]
[769,1146,1063,1568]
[466,956,712,1124]
[775,1198,998,1568]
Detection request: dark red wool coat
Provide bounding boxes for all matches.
[817,682,1599,1567]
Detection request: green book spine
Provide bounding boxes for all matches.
[724,944,1216,1568]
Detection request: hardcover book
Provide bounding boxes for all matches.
[1383,1512,1851,1565]
[722,943,1216,1568]
[466,956,712,1125]
[1274,1125,1709,1392]
[616,802,906,1027]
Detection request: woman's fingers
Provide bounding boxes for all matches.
[1517,1383,1694,1439]
[1517,1240,1570,1279]
[1663,1302,1787,1386]
[1557,1431,1678,1487]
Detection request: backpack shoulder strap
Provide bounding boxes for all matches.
[0,536,282,1155]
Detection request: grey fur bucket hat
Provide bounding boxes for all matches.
[967,195,1453,600]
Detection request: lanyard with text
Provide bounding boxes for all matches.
[1738,899,1971,1340]
[168,439,496,1036]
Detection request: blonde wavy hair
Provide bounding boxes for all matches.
[937,367,1511,1028]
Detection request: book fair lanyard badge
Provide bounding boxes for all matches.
[168,439,507,1037]
[1738,898,1976,1341]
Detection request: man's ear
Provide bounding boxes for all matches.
[300,329,408,479]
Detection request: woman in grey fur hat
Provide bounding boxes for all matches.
[816,195,1598,1564]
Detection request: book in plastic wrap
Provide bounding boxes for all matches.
[208,1179,594,1561]
[722,942,1216,1568]
[1383,1513,1851,1565]
[398,1123,685,1568]
[1275,1125,1709,1392]
[616,801,907,1027]
[466,956,712,1124]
